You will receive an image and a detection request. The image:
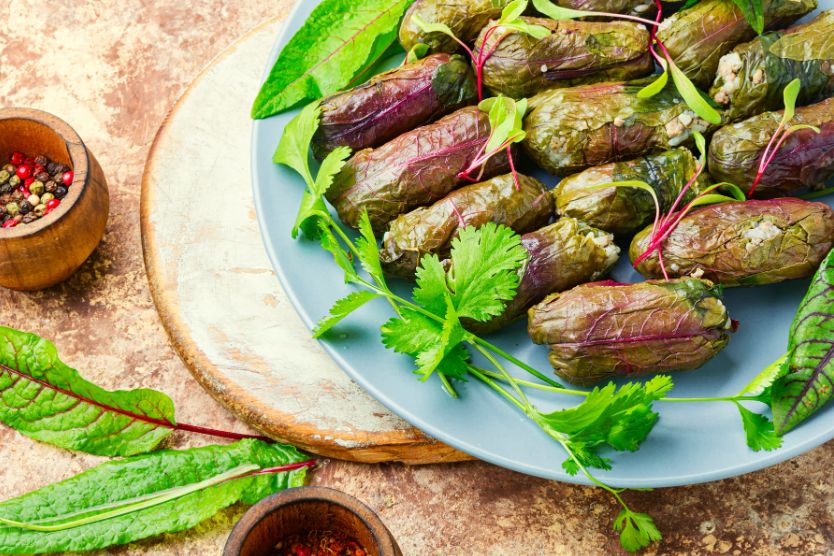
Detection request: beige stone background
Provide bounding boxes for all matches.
[0,1,833,554]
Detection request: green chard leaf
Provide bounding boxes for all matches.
[313,290,382,338]
[771,248,834,434]
[731,0,764,35]
[0,326,175,457]
[537,376,673,473]
[404,43,430,64]
[532,0,600,20]
[479,96,528,155]
[667,57,723,125]
[496,0,551,39]
[0,440,309,554]
[614,509,663,553]
[252,0,413,118]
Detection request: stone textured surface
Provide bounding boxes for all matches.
[0,1,832,555]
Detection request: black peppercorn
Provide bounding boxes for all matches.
[0,184,11,196]
[10,190,24,202]
[45,161,57,174]
[18,201,31,215]
[45,180,57,193]
[35,171,49,182]
[22,213,37,224]
[34,155,47,167]
[54,185,68,199]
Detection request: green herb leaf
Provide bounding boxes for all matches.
[252,0,413,118]
[445,223,529,321]
[380,309,470,379]
[537,376,673,472]
[637,67,669,99]
[315,146,353,196]
[414,295,467,380]
[479,96,528,154]
[782,78,802,123]
[735,403,782,451]
[413,254,451,316]
[739,353,789,398]
[313,290,382,338]
[666,56,723,125]
[411,14,465,48]
[730,0,764,35]
[497,1,551,39]
[614,509,663,553]
[532,0,599,20]
[0,440,309,554]
[404,43,430,64]
[355,210,386,286]
[318,223,359,283]
[0,326,175,457]
[771,248,834,434]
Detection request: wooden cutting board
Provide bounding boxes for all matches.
[140,17,468,464]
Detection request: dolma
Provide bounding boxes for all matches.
[311,54,477,160]
[551,0,659,17]
[523,80,716,176]
[380,173,553,277]
[554,148,709,234]
[327,106,510,231]
[528,278,733,386]
[630,198,834,286]
[710,10,834,123]
[475,17,653,98]
[657,0,816,88]
[399,0,516,54]
[709,97,834,198]
[468,218,619,333]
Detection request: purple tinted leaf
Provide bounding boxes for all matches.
[771,248,834,433]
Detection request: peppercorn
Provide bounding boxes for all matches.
[27,194,40,206]
[34,171,49,183]
[40,192,54,204]
[18,201,31,215]
[9,152,23,166]
[2,164,14,174]
[5,202,19,217]
[44,180,57,193]
[62,171,73,186]
[9,175,20,188]
[29,181,44,197]
[15,165,31,180]
[34,155,47,167]
[13,214,23,223]
[33,204,46,217]
[0,171,9,185]
[54,185,68,199]
[22,213,37,224]
[45,198,60,211]
[46,161,57,174]
[55,163,69,174]
[10,190,24,203]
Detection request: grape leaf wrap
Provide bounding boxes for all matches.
[0,326,175,457]
[631,198,834,286]
[523,80,718,176]
[710,11,834,122]
[311,53,477,160]
[771,248,834,434]
[555,148,709,234]
[709,97,834,198]
[399,0,517,53]
[327,106,511,231]
[380,173,553,276]
[528,278,733,386]
[475,17,653,98]
[658,0,816,88]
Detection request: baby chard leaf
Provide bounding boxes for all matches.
[0,440,310,554]
[667,58,723,125]
[404,43,430,64]
[771,248,834,434]
[0,326,175,457]
[252,0,413,118]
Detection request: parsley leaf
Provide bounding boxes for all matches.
[413,254,450,316]
[313,290,381,338]
[614,509,663,553]
[537,376,673,472]
[414,295,468,380]
[355,210,386,285]
[446,223,528,321]
[735,403,783,452]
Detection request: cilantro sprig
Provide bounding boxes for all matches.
[276,101,671,552]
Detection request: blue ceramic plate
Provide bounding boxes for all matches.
[252,1,834,488]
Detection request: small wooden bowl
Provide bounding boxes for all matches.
[224,487,402,556]
[0,108,109,291]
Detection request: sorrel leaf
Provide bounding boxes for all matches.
[771,248,834,434]
[0,326,175,457]
[251,0,413,119]
[730,0,764,35]
[0,440,310,554]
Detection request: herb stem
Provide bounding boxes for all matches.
[468,367,528,413]
[660,395,761,403]
[473,367,589,396]
[473,345,529,407]
[469,335,564,388]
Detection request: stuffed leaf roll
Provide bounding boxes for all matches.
[468,218,619,333]
[551,0,659,17]
[657,0,816,88]
[528,278,733,385]
[399,0,516,53]
[327,106,510,231]
[710,10,834,122]
[709,97,834,197]
[380,173,553,276]
[523,80,716,176]
[554,148,709,234]
[630,198,834,286]
[475,17,653,98]
[312,54,477,160]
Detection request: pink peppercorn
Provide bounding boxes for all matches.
[62,171,73,186]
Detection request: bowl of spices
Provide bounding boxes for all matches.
[224,487,402,556]
[0,108,109,290]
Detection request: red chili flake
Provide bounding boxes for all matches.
[273,530,367,556]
